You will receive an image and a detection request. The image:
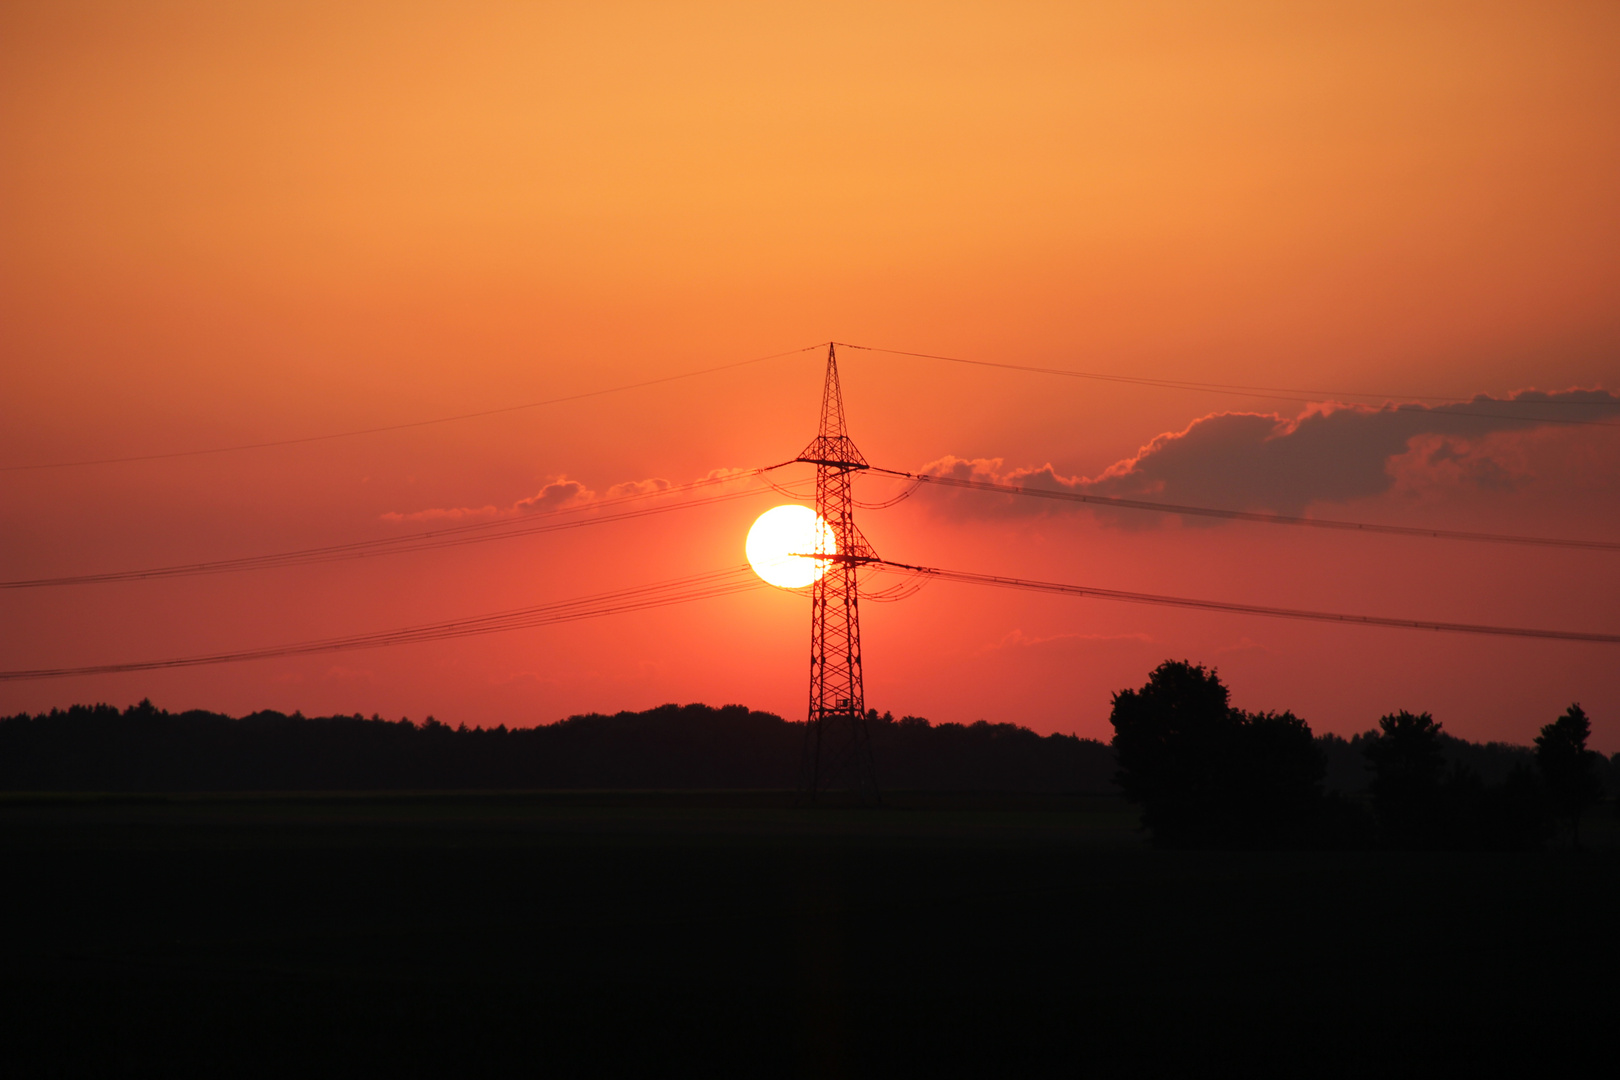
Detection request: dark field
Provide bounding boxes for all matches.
[3,793,1615,1076]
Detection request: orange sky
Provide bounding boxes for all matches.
[4,1,1619,750]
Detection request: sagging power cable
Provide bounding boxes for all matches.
[3,344,825,472]
[867,465,1620,553]
[870,560,1620,645]
[0,567,766,681]
[2,467,793,589]
[836,342,1620,428]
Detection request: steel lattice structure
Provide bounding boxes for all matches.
[796,344,880,800]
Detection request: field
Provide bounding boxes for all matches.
[3,792,1615,1075]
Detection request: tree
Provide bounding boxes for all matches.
[1362,711,1445,847]
[1110,660,1237,846]
[1228,710,1326,833]
[1534,704,1604,849]
[1109,661,1324,847]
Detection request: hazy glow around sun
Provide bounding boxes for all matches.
[746,505,836,588]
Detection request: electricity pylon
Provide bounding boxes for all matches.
[796,343,880,801]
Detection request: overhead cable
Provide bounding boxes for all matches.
[3,344,824,471]
[2,468,790,589]
[837,342,1620,429]
[0,567,766,681]
[873,561,1620,645]
[867,465,1620,552]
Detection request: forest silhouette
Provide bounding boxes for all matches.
[0,700,1113,794]
[3,669,1612,850]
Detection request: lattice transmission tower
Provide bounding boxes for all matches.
[796,344,880,801]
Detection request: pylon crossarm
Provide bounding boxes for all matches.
[787,552,878,566]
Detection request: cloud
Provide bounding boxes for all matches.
[513,478,593,515]
[604,477,674,500]
[382,475,611,523]
[922,388,1619,520]
[382,467,749,523]
[602,467,748,501]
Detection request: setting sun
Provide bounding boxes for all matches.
[745,505,835,589]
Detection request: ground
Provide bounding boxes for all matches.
[2,792,1614,1075]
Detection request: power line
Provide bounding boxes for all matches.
[20,449,1611,592]
[873,560,1620,645]
[15,442,1610,596]
[12,338,1612,474]
[2,469,785,589]
[837,342,1620,428]
[0,567,765,681]
[2,345,824,472]
[865,465,1620,552]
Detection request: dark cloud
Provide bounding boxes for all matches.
[922,388,1620,520]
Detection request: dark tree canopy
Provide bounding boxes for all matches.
[1228,710,1326,826]
[1108,660,1235,831]
[1535,703,1604,848]
[1362,710,1447,847]
[1109,661,1325,848]
[1364,711,1446,795]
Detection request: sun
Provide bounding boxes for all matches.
[746,505,836,588]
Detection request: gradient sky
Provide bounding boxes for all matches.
[4,1,1619,750]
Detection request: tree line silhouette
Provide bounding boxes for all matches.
[3,668,1612,851]
[1111,660,1615,850]
[0,700,1114,793]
